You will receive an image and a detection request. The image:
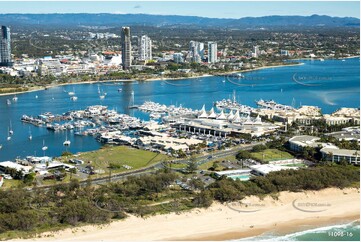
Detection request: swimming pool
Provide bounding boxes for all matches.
[228,174,251,181]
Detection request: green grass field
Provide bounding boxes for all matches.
[251,149,293,162]
[77,146,170,173]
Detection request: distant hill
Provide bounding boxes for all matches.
[0,13,359,28]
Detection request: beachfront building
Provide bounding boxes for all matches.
[139,35,152,61]
[320,147,360,165]
[173,53,184,63]
[37,57,66,76]
[121,27,132,70]
[0,25,13,67]
[189,41,204,63]
[208,42,218,63]
[253,46,260,58]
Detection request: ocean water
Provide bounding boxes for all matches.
[0,57,359,161]
[238,220,360,241]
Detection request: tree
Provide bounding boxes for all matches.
[193,191,213,208]
[186,156,198,173]
[236,150,251,160]
[188,178,205,190]
[251,144,267,152]
[23,173,35,185]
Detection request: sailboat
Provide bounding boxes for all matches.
[6,99,11,105]
[28,127,32,140]
[99,89,106,99]
[68,87,75,96]
[9,121,13,135]
[97,84,101,95]
[42,140,48,151]
[128,91,138,109]
[63,132,71,146]
[12,95,18,101]
[7,127,11,141]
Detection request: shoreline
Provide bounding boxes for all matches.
[12,187,360,241]
[0,63,303,97]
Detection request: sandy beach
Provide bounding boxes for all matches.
[0,63,303,97]
[13,187,359,241]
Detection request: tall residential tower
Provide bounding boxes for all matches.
[208,42,218,64]
[0,26,12,67]
[139,35,152,61]
[121,27,132,70]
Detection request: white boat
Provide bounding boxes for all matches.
[35,95,38,99]
[7,131,11,141]
[99,95,105,99]
[63,132,71,146]
[68,87,75,96]
[0,144,2,149]
[118,88,122,92]
[9,121,13,135]
[6,99,11,105]
[28,128,32,140]
[12,95,18,101]
[70,96,78,101]
[42,140,48,151]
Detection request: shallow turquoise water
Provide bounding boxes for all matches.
[228,174,250,181]
[238,220,360,241]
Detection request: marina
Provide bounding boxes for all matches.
[0,58,359,161]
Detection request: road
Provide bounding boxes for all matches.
[31,142,264,190]
[80,141,264,186]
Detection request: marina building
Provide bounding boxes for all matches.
[325,127,360,142]
[208,42,218,63]
[139,35,152,61]
[0,26,13,67]
[0,161,32,174]
[121,27,132,69]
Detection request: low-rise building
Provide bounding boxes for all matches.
[288,135,322,152]
[320,147,360,165]
[250,164,298,176]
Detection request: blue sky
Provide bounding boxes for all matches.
[0,1,359,18]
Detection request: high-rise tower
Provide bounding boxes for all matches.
[139,35,152,61]
[208,42,218,63]
[0,26,12,67]
[121,27,132,70]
